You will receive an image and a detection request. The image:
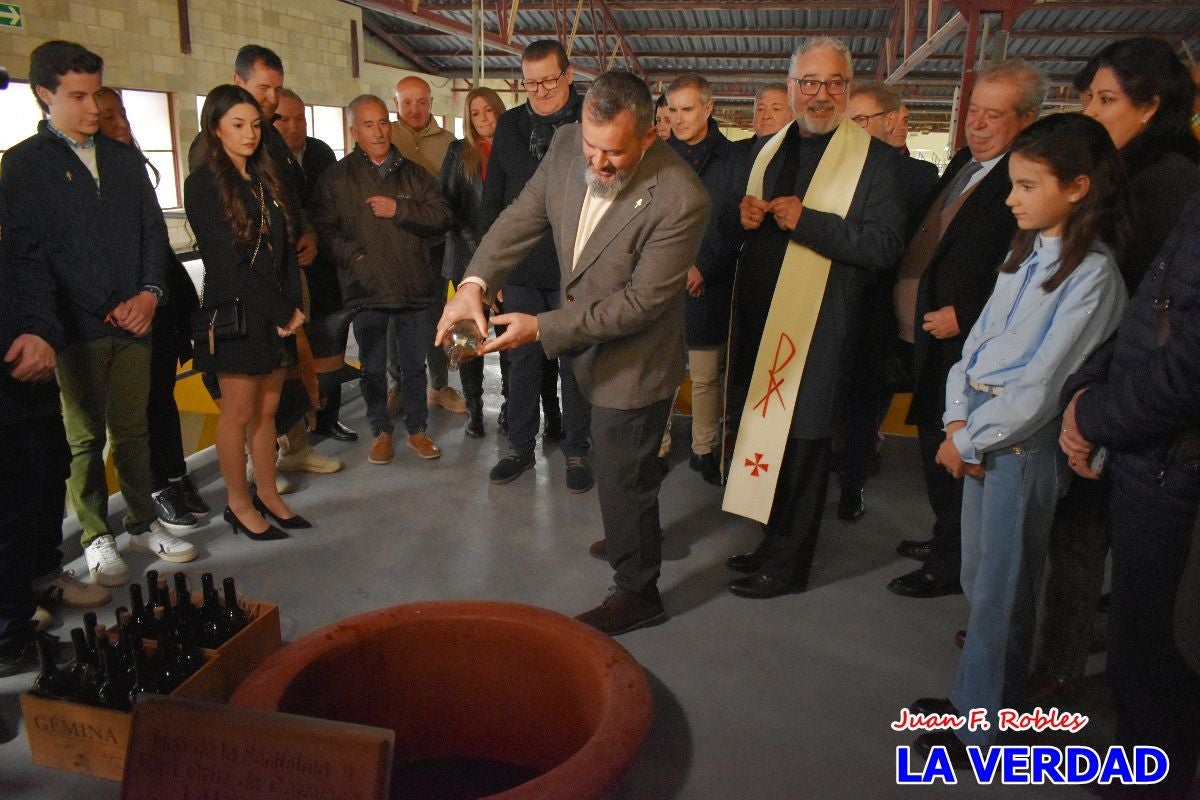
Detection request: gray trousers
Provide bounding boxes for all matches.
[591,397,674,594]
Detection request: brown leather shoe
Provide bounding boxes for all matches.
[575,587,666,636]
[407,431,442,459]
[368,433,393,464]
[429,386,467,414]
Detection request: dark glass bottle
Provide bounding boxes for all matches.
[129,584,158,639]
[198,573,226,647]
[82,612,99,663]
[67,628,102,705]
[144,569,160,614]
[171,573,197,639]
[31,635,68,699]
[222,577,249,636]
[96,648,132,711]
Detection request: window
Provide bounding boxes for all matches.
[2,82,179,208]
[310,105,346,160]
[120,89,179,208]
[453,117,464,139]
[0,81,46,155]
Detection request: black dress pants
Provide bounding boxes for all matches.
[757,437,832,589]
[917,420,963,583]
[0,415,69,651]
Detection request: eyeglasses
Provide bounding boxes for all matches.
[789,77,850,96]
[521,68,568,93]
[850,110,891,126]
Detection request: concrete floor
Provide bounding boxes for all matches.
[0,361,1123,799]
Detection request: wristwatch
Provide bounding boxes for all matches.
[141,284,164,302]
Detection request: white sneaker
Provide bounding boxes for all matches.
[276,443,344,474]
[247,459,295,495]
[31,569,112,608]
[85,535,130,587]
[129,520,199,564]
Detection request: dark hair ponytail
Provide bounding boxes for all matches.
[999,113,1130,292]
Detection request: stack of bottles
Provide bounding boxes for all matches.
[30,571,251,711]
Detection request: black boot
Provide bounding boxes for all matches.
[465,398,485,438]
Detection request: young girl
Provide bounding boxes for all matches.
[914,113,1130,757]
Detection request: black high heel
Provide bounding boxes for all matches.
[252,495,313,529]
[223,506,289,541]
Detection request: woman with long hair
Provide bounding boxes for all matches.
[184,84,306,541]
[95,87,209,531]
[1033,37,1200,698]
[438,87,506,437]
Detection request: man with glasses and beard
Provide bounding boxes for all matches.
[438,72,709,636]
[479,39,593,494]
[722,37,905,598]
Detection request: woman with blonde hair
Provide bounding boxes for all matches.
[439,87,506,437]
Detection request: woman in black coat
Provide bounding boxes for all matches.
[185,85,305,540]
[1034,37,1200,696]
[439,87,506,438]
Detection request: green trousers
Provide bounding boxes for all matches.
[56,335,155,546]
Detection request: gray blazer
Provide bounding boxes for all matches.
[466,124,711,410]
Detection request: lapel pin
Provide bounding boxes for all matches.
[66,170,73,181]
[634,197,643,209]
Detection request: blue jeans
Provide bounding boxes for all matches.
[952,386,1064,747]
[354,308,431,437]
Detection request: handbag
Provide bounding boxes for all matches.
[190,180,271,356]
[191,302,246,356]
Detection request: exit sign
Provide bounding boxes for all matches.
[0,4,23,28]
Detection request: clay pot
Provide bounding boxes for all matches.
[230,601,652,799]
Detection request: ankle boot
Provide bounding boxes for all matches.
[465,398,485,438]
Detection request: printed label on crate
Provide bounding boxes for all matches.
[120,695,394,800]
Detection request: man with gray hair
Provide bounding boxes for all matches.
[835,80,939,522]
[438,72,710,635]
[890,58,1045,612]
[723,36,906,598]
[309,94,453,465]
[739,82,790,153]
[665,73,751,484]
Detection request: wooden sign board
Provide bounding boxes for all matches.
[120,695,394,800]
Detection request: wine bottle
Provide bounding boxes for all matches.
[96,648,131,712]
[172,573,197,634]
[129,583,158,640]
[82,612,99,662]
[197,573,226,647]
[30,635,68,699]
[221,577,249,636]
[67,628,102,705]
[144,569,160,614]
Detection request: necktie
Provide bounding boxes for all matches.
[943,159,982,208]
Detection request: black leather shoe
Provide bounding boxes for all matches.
[315,421,358,442]
[223,507,288,541]
[465,400,485,439]
[896,538,934,561]
[689,452,723,486]
[888,568,962,598]
[913,731,971,768]
[837,488,865,521]
[489,451,535,484]
[728,572,801,599]
[726,552,764,574]
[910,697,958,716]
[252,495,312,529]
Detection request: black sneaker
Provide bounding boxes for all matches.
[489,451,535,485]
[565,456,594,493]
[152,486,199,530]
[175,475,211,516]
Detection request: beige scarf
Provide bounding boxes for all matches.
[723,118,870,523]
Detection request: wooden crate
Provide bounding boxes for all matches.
[213,599,281,696]
[21,647,224,781]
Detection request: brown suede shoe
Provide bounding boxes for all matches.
[368,433,393,465]
[575,587,666,636]
[407,431,442,459]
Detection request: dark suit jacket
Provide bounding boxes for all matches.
[734,124,906,439]
[466,124,710,410]
[899,154,940,237]
[297,136,337,205]
[908,147,1017,425]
